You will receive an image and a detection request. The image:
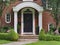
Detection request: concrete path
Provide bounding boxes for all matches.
[2,39,38,45]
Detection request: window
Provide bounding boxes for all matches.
[5,13,11,23]
[23,0,33,1]
[48,23,54,31]
[45,0,52,10]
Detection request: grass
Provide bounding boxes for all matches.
[0,40,11,44]
[26,41,60,45]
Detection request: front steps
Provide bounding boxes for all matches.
[18,39,38,42]
[19,35,38,39]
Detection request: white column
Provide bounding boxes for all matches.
[14,11,18,33]
[33,12,35,35]
[21,12,23,35]
[39,12,42,32]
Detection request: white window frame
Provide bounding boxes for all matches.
[5,13,11,23]
[48,23,54,31]
[48,23,50,31]
[23,0,33,1]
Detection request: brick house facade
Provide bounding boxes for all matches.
[1,0,56,35]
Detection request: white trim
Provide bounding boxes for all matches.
[48,23,52,31]
[13,2,43,34]
[39,12,42,32]
[5,13,11,23]
[14,12,17,33]
[33,9,35,35]
[21,8,35,35]
[48,24,50,31]
[13,2,43,12]
[21,10,24,35]
[48,23,54,31]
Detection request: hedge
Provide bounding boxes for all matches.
[39,29,60,41]
[0,29,19,41]
[0,33,9,40]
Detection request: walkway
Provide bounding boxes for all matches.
[3,39,38,45]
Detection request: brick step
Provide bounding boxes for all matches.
[18,39,38,42]
[19,35,38,39]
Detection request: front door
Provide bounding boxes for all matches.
[23,13,33,33]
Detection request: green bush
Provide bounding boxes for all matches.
[0,29,19,41]
[44,35,53,41]
[39,33,60,41]
[0,26,9,33]
[0,26,14,33]
[39,28,45,40]
[0,33,9,40]
[48,24,56,34]
[8,29,19,41]
[39,28,60,41]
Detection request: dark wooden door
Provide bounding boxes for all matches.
[23,13,33,32]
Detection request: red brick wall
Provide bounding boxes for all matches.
[1,0,42,26]
[42,10,56,32]
[1,0,56,32]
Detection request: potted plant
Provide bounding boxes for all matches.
[36,26,39,35]
[17,23,21,34]
[58,27,60,33]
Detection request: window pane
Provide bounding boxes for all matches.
[6,13,11,23]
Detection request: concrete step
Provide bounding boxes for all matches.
[18,39,38,42]
[19,35,38,39]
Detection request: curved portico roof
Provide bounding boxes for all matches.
[13,2,43,12]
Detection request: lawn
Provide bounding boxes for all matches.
[26,41,60,45]
[0,40,11,44]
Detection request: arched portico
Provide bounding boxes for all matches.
[13,2,43,35]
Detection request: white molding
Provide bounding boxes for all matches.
[33,9,35,35]
[14,12,17,33]
[39,12,42,32]
[48,24,50,31]
[13,2,43,34]
[48,23,54,31]
[13,2,43,12]
[21,10,24,35]
[21,8,35,35]
[5,13,11,23]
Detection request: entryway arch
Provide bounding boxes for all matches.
[13,2,43,35]
[21,8,35,34]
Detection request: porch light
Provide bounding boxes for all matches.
[48,8,52,10]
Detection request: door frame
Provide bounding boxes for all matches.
[21,8,35,35]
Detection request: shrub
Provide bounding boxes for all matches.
[0,33,9,40]
[39,33,60,41]
[39,28,45,40]
[8,29,19,41]
[0,29,19,41]
[39,28,60,41]
[48,24,56,34]
[44,35,52,41]
[0,26,14,33]
[0,26,9,33]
